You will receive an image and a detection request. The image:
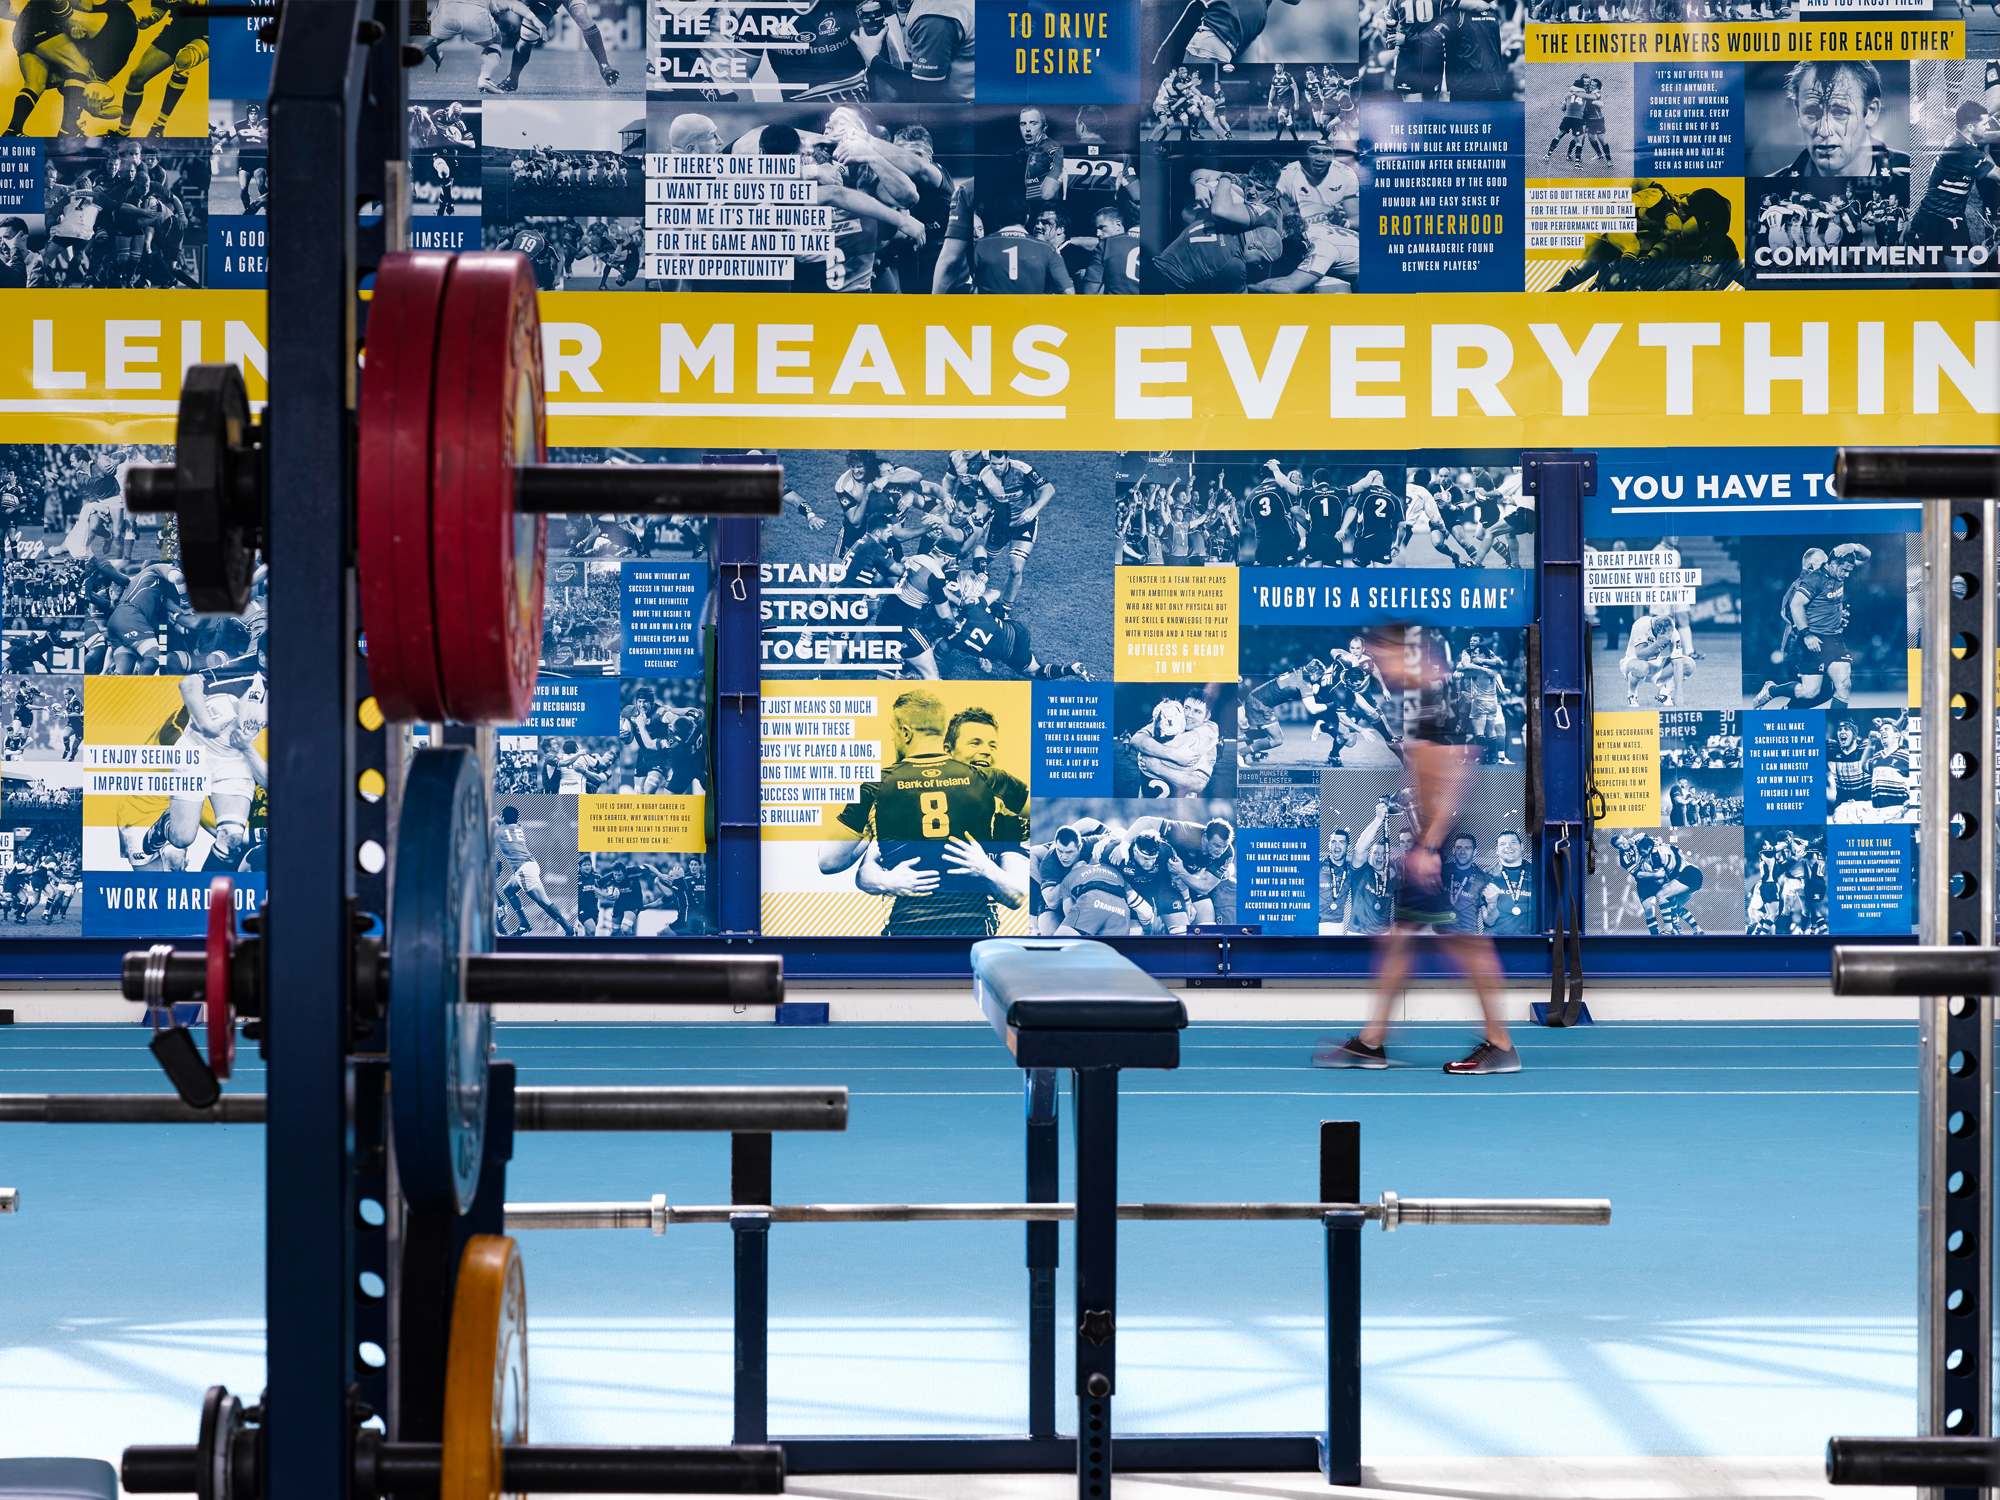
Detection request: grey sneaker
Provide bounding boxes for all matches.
[1443,1040,1521,1075]
[1314,1036,1388,1069]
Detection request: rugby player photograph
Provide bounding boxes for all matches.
[1905,60,2000,276]
[416,0,639,100]
[650,101,968,293]
[31,136,205,287]
[2,676,83,761]
[1745,180,1909,287]
[1146,0,1359,73]
[758,448,1111,683]
[1314,769,1532,936]
[646,0,936,103]
[540,558,623,677]
[1143,144,1360,293]
[1028,799,1239,934]
[1541,180,1746,292]
[1745,828,1829,935]
[1585,535,1743,712]
[1113,680,1236,799]
[1593,826,1744,934]
[482,98,644,284]
[577,852,714,936]
[410,101,482,220]
[966,105,1140,291]
[1355,0,1523,103]
[492,796,579,936]
[1531,69,1628,176]
[1740,534,1912,711]
[806,687,1031,938]
[1825,711,1917,824]
[0,772,81,932]
[1237,625,1528,769]
[0,0,208,137]
[207,99,268,215]
[1745,61,1911,182]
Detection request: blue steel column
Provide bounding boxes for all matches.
[732,1213,772,1444]
[716,517,762,934]
[1522,453,1596,945]
[1319,1121,1361,1485]
[1025,1069,1059,1439]
[264,3,370,1495]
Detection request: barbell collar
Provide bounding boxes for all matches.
[0,1187,16,1212]
[1826,1436,2000,1486]
[1835,447,2000,501]
[121,464,182,514]
[513,463,783,517]
[464,953,782,1008]
[1830,945,2000,996]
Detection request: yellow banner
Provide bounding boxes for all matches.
[3,289,1995,450]
[1527,20,1963,61]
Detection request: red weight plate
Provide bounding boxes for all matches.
[205,876,234,1080]
[358,252,457,722]
[430,253,546,724]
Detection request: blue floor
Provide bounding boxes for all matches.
[0,1018,1917,1463]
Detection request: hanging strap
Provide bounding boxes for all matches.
[1547,828,1570,1028]
[1559,828,1585,1027]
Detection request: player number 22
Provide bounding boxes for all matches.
[921,791,950,838]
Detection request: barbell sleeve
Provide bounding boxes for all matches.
[512,1086,846,1134]
[120,464,182,514]
[0,1187,16,1212]
[125,1442,785,1496]
[0,1086,846,1132]
[1830,945,2000,997]
[463,953,782,1008]
[1835,447,1999,501]
[512,463,783,516]
[1827,1436,2000,1487]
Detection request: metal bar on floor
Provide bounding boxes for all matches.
[501,1198,1614,1229]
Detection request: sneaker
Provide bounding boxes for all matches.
[1313,1035,1388,1069]
[1444,1040,1521,1075]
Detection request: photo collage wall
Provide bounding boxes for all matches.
[0,1,1980,294]
[757,448,1538,940]
[1584,448,1919,940]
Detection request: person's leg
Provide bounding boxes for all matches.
[1359,926,1413,1046]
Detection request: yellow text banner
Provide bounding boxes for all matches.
[1,289,1994,450]
[1527,19,1963,60]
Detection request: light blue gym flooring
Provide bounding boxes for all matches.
[0,1019,1916,1465]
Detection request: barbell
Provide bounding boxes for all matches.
[120,1237,787,1500]
[123,250,783,722]
[121,746,787,1212]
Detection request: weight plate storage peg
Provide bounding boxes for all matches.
[389,748,492,1214]
[204,878,235,1080]
[428,251,547,724]
[357,251,456,723]
[443,1235,528,1500]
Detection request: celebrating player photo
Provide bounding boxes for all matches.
[1029,798,1238,933]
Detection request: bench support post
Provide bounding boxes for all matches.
[731,1213,771,1445]
[1026,1069,1060,1441]
[1073,1066,1119,1500]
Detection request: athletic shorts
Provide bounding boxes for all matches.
[1064,891,1133,936]
[151,15,207,60]
[502,860,548,899]
[1660,864,1703,895]
[1786,633,1851,674]
[1558,117,1583,134]
[106,607,159,654]
[431,0,504,46]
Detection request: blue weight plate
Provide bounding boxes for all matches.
[390,747,493,1214]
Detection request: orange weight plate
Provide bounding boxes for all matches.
[357,251,456,722]
[430,252,546,724]
[205,876,234,1080]
[442,1234,528,1500]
